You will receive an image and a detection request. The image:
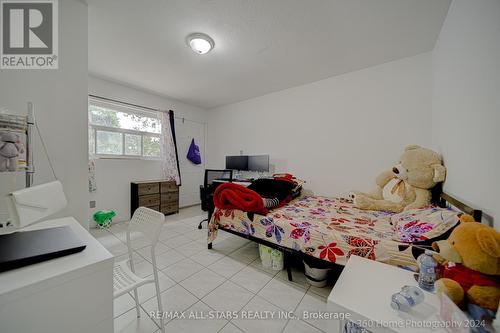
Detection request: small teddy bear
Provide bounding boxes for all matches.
[350,145,446,212]
[0,132,22,172]
[433,215,500,311]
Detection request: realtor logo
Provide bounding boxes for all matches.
[1,0,58,69]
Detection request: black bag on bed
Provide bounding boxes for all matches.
[247,178,295,201]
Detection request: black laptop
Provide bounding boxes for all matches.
[0,226,86,273]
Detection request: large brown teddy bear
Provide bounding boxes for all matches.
[350,145,446,212]
[433,216,500,311]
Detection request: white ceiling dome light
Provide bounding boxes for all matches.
[186,33,214,55]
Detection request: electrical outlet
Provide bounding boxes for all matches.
[89,200,96,208]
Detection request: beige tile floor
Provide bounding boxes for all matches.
[90,206,333,333]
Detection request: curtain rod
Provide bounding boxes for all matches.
[88,94,206,125]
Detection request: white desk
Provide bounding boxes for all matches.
[212,179,253,187]
[327,255,448,333]
[0,217,114,333]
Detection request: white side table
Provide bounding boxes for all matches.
[327,255,449,333]
[0,217,114,333]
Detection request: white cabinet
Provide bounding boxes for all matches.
[0,217,114,333]
[327,255,448,333]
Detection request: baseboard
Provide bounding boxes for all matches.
[88,203,202,229]
[180,203,201,209]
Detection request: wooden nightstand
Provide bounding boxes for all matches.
[327,255,450,333]
[131,180,179,216]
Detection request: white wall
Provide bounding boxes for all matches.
[207,53,432,197]
[88,76,207,223]
[0,0,89,227]
[432,0,500,229]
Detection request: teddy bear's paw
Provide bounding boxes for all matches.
[348,191,365,201]
[353,194,372,208]
[467,285,500,311]
[435,278,464,306]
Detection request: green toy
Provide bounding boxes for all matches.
[93,210,116,229]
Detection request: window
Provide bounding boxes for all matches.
[89,98,162,159]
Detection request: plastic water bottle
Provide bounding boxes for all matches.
[390,286,425,312]
[418,250,437,292]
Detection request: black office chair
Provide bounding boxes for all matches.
[198,169,233,229]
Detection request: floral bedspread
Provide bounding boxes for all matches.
[209,196,424,268]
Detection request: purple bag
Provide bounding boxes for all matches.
[186,138,202,165]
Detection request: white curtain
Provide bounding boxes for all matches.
[159,111,181,185]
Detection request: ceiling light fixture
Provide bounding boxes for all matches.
[186,33,214,55]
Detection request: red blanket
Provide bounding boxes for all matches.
[213,183,268,215]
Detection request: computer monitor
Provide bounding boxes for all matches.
[225,155,248,171]
[248,155,270,172]
[204,169,233,185]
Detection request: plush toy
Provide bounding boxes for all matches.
[350,145,446,212]
[93,210,116,229]
[433,215,500,311]
[0,132,22,172]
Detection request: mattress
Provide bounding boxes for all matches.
[208,196,459,268]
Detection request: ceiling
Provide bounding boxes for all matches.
[88,0,451,109]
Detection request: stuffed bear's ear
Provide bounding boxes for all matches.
[405,144,421,151]
[476,228,500,258]
[432,164,446,182]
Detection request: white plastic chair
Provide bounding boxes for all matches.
[113,207,166,332]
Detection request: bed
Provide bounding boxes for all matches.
[207,192,482,279]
